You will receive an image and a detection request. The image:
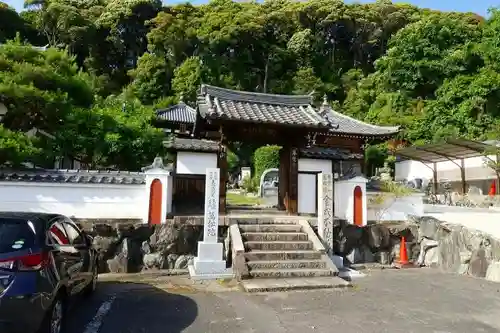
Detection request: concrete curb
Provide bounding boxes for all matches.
[98,269,188,282]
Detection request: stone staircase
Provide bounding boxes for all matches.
[233,220,351,292]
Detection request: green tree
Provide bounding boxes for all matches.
[171,56,203,103]
[0,125,41,166]
[253,145,281,182]
[53,98,165,169]
[0,40,94,134]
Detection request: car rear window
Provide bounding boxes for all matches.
[0,218,37,253]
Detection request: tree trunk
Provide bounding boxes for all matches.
[263,55,270,93]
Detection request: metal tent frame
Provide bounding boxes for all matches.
[396,139,499,194]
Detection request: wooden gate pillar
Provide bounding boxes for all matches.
[288,147,299,214]
[278,147,288,211]
[217,143,228,214]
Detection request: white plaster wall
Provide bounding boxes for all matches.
[298,158,332,215]
[367,193,424,221]
[334,177,368,226]
[395,156,497,182]
[177,152,217,175]
[0,182,146,219]
[298,173,316,214]
[298,158,332,173]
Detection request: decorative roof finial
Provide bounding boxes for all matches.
[179,93,184,103]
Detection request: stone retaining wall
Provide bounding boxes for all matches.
[331,216,500,283]
[82,221,229,274]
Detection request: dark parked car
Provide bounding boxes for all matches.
[0,212,98,333]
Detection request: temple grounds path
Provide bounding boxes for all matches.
[67,268,500,333]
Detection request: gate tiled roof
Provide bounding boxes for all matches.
[197,85,330,128]
[197,84,399,136]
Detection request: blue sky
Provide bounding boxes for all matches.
[4,0,496,17]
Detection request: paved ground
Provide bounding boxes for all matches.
[67,269,500,333]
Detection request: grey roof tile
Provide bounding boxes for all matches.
[164,137,219,152]
[197,85,400,135]
[300,147,363,160]
[321,107,399,136]
[156,102,196,124]
[198,84,330,128]
[0,169,146,185]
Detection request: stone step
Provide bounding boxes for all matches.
[239,224,302,233]
[249,268,334,279]
[242,232,308,242]
[244,250,322,261]
[245,241,313,251]
[241,276,351,292]
[247,259,327,270]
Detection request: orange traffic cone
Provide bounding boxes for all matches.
[398,236,409,265]
[489,181,497,196]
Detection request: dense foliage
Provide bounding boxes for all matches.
[1,0,499,170]
[253,145,281,181]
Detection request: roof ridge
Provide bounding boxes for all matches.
[200,84,313,106]
[327,109,400,131]
[156,103,196,114]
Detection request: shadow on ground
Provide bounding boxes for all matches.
[66,281,199,333]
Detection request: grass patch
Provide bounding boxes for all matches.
[227,192,262,206]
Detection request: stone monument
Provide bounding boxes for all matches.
[188,168,233,280]
[317,173,334,255]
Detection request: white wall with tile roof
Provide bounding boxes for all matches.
[0,182,148,219]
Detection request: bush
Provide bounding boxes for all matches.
[241,175,259,194]
[253,145,281,181]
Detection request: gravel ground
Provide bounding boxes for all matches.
[67,268,500,333]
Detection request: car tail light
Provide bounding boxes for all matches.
[0,252,49,271]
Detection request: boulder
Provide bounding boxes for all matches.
[469,248,489,278]
[106,238,143,273]
[166,253,179,269]
[364,224,391,250]
[385,222,418,242]
[92,235,120,273]
[423,246,439,267]
[149,224,201,255]
[485,261,500,283]
[174,254,193,269]
[142,241,151,255]
[92,224,115,237]
[333,223,363,256]
[106,238,129,273]
[416,238,439,267]
[410,215,442,241]
[143,252,162,270]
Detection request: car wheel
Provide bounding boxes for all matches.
[38,296,65,333]
[83,265,98,297]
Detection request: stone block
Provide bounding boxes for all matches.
[485,261,500,283]
[244,250,321,261]
[244,241,313,251]
[469,248,489,278]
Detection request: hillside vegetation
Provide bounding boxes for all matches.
[0,0,499,169]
